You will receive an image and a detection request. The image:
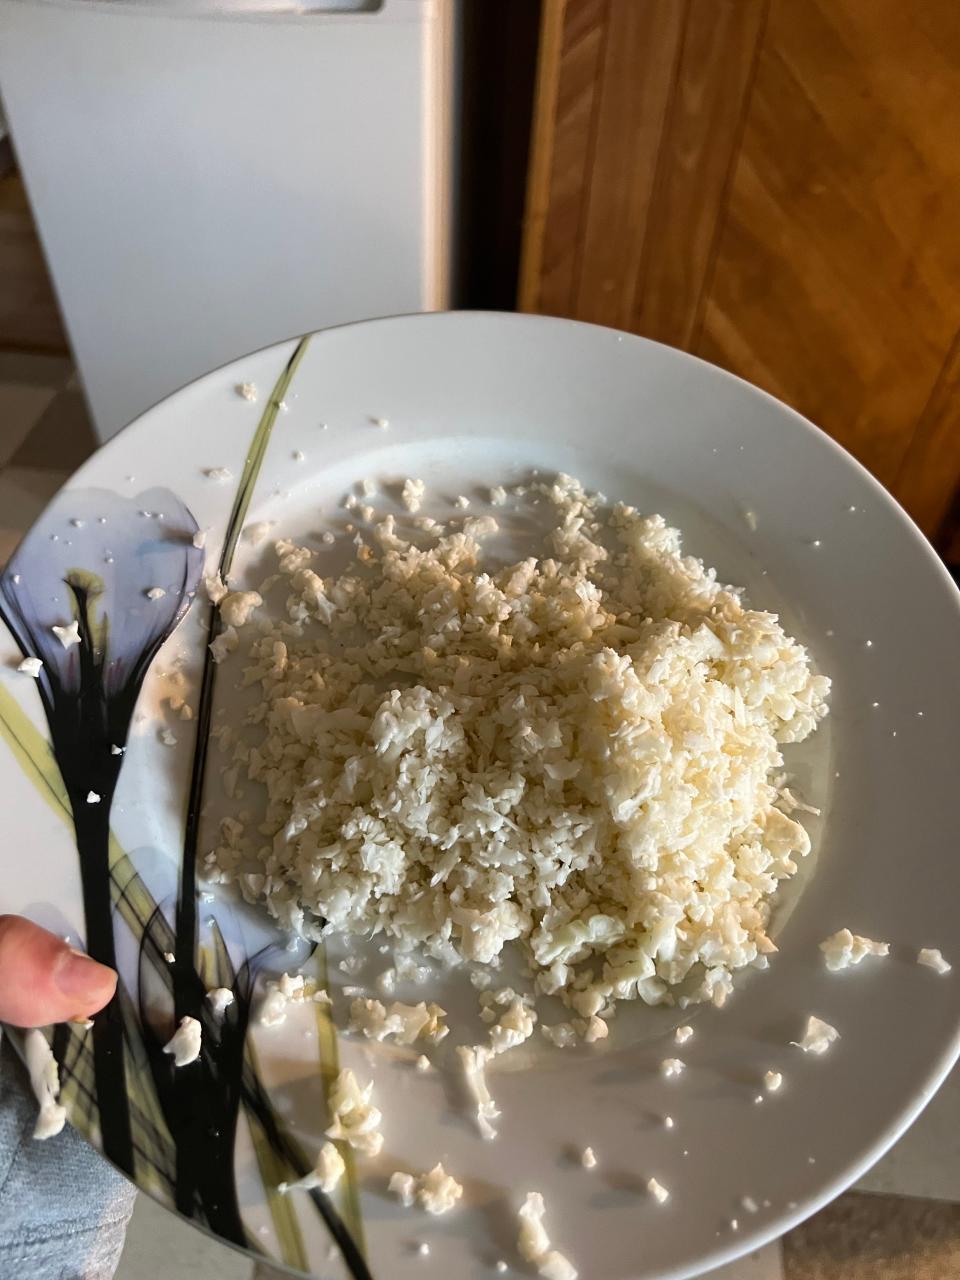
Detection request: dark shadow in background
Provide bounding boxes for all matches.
[456,0,542,312]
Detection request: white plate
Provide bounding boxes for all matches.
[2,312,959,1280]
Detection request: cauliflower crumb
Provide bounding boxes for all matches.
[647,1177,670,1204]
[204,572,228,604]
[580,1147,597,1169]
[418,1163,463,1215]
[792,1015,840,1055]
[146,586,166,600]
[401,478,426,513]
[457,1044,499,1139]
[579,1014,608,1043]
[237,382,258,402]
[52,622,80,649]
[192,528,207,550]
[415,1054,431,1072]
[918,948,952,975]
[17,657,43,677]
[204,467,233,483]
[661,1058,685,1079]
[210,473,830,1014]
[389,1171,416,1207]
[539,1256,578,1280]
[518,1193,577,1280]
[349,998,448,1045]
[280,1142,345,1195]
[763,1069,783,1093]
[455,494,470,509]
[219,590,262,628]
[820,928,889,971]
[674,1024,694,1045]
[207,987,234,1017]
[542,1024,577,1049]
[486,992,537,1055]
[391,1165,463,1215]
[325,1069,383,1156]
[778,786,820,816]
[244,521,276,546]
[490,485,508,506]
[209,626,239,664]
[164,1016,201,1067]
[24,1030,66,1140]
[259,971,312,1026]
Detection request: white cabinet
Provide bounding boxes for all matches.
[0,0,454,439]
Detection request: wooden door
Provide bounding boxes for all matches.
[520,0,960,547]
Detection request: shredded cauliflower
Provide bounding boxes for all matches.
[457,1044,499,1140]
[280,1141,345,1195]
[820,928,889,971]
[348,997,448,1045]
[210,473,829,1011]
[164,1016,202,1067]
[792,1015,839,1055]
[219,589,263,628]
[390,1164,463,1214]
[518,1192,578,1280]
[918,948,952,975]
[647,1176,670,1204]
[325,1068,382,1156]
[24,1030,66,1140]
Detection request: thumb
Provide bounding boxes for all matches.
[0,915,117,1027]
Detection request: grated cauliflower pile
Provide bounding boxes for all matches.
[207,474,830,1015]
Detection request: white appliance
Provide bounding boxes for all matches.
[0,0,455,440]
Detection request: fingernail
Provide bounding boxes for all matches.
[57,949,116,999]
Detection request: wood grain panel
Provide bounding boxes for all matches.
[894,326,960,538]
[520,0,609,316]
[0,173,68,354]
[520,0,960,539]
[573,0,686,328]
[632,0,768,349]
[699,0,960,487]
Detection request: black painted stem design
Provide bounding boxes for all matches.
[0,342,373,1275]
[70,792,134,1174]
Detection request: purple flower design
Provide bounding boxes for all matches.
[1,486,202,719]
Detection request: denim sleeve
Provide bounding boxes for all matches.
[0,1034,135,1280]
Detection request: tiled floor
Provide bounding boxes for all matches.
[1,350,958,1280]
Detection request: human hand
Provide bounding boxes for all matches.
[0,915,117,1027]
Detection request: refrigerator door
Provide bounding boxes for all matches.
[0,0,454,439]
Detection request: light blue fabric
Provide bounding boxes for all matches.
[0,1035,134,1279]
